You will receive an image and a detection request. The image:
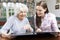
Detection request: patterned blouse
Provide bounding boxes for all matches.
[34,13,60,32]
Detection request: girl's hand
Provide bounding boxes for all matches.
[36,28,42,32]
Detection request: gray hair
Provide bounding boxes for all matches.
[14,3,28,16]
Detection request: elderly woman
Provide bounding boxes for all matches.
[0,3,33,40]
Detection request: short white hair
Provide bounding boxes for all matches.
[14,3,28,16]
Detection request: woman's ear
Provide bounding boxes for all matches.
[45,8,47,11]
[44,8,47,13]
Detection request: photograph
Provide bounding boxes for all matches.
[0,0,60,40]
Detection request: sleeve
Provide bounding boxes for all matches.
[26,18,30,24]
[34,15,38,30]
[25,18,33,32]
[0,16,14,35]
[51,15,60,32]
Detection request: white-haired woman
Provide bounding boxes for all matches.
[0,3,33,40]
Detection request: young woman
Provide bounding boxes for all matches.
[34,1,60,36]
[0,3,33,40]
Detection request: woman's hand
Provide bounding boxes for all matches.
[1,34,12,40]
[1,34,11,39]
[24,24,33,32]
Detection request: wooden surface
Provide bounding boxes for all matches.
[0,34,60,40]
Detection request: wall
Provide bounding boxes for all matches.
[46,0,60,17]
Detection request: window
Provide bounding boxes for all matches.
[0,3,6,18]
[1,7,6,18]
[0,0,35,19]
[9,8,14,16]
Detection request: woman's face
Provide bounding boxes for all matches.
[36,6,46,17]
[17,11,26,20]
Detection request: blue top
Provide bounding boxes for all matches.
[0,16,33,36]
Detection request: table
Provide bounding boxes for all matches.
[0,33,60,40]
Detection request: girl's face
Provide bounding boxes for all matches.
[36,6,47,17]
[17,11,26,20]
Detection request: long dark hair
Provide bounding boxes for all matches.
[36,1,49,28]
